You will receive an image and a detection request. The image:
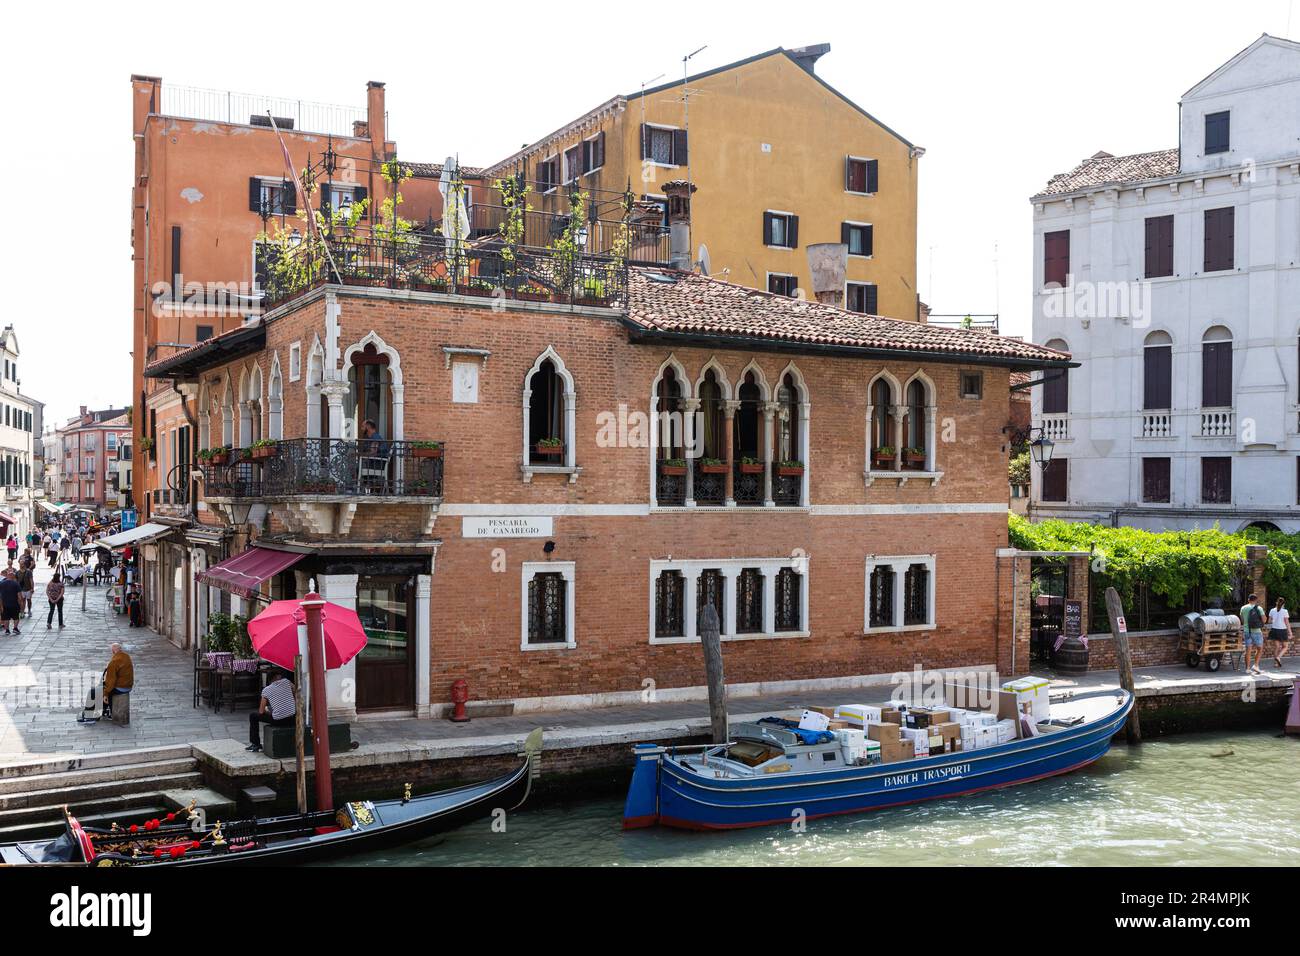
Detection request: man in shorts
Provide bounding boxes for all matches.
[1239,593,1266,675]
[0,568,21,635]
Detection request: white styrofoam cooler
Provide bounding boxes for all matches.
[1002,676,1051,721]
[799,710,831,732]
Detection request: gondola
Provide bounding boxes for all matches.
[1,729,542,866]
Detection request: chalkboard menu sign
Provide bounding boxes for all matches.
[1064,599,1083,640]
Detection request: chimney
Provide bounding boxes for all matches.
[786,43,831,75]
[629,200,667,264]
[805,243,848,307]
[660,180,697,271]
[366,81,387,154]
[352,119,369,138]
[79,406,88,419]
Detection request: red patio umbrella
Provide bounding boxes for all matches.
[247,598,368,671]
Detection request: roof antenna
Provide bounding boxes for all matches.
[681,45,707,260]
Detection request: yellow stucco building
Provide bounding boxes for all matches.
[483,44,923,321]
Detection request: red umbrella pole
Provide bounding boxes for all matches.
[302,591,333,811]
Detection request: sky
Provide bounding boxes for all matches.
[2,0,1295,428]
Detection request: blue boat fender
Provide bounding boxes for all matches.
[623,744,662,829]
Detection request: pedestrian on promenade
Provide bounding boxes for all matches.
[1268,597,1291,668]
[5,534,16,563]
[1239,593,1267,675]
[247,669,296,752]
[126,585,143,627]
[17,561,34,619]
[45,572,64,629]
[0,568,21,635]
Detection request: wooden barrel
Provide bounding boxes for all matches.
[1054,636,1090,674]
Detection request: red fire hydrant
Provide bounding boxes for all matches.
[449,679,470,723]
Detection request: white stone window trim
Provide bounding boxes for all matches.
[842,220,874,259]
[288,341,302,382]
[521,345,578,484]
[520,560,576,651]
[863,553,936,635]
[648,556,810,645]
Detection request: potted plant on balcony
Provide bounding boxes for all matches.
[777,459,804,477]
[698,457,727,474]
[250,438,278,461]
[138,436,155,454]
[514,282,550,303]
[410,440,443,459]
[535,437,564,458]
[209,445,232,466]
[196,447,214,464]
[903,446,927,469]
[659,457,687,476]
[410,478,431,495]
[738,456,764,474]
[576,276,608,306]
[872,446,895,470]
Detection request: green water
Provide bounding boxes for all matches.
[330,731,1300,867]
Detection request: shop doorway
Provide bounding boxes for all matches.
[1029,559,1068,666]
[355,575,415,711]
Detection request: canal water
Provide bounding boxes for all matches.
[330,730,1300,867]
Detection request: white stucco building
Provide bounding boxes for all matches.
[0,326,43,539]
[1029,34,1300,533]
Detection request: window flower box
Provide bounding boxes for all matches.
[209,450,231,466]
[410,442,443,459]
[534,441,564,458]
[872,447,896,470]
[777,461,804,477]
[250,440,278,461]
[903,448,927,469]
[738,458,764,474]
[658,459,687,476]
[698,459,727,474]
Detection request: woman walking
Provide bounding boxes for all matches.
[46,572,65,629]
[1268,597,1291,668]
[5,534,16,563]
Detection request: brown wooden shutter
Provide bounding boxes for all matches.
[1042,458,1068,502]
[1042,368,1069,414]
[1143,345,1172,409]
[1204,207,1234,272]
[595,131,605,168]
[672,128,688,167]
[1044,230,1070,287]
[1201,341,1232,406]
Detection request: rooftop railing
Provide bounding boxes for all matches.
[158,84,372,138]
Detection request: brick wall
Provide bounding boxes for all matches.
[194,289,1024,704]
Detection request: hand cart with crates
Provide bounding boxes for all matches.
[1178,609,1244,672]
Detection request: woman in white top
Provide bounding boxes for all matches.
[1267,597,1290,668]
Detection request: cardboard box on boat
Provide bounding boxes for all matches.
[867,721,901,742]
[833,704,883,726]
[806,706,838,719]
[880,707,903,725]
[935,721,962,752]
[799,710,831,732]
[902,727,931,757]
[995,719,1017,744]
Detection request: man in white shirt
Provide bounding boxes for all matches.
[1267,598,1291,668]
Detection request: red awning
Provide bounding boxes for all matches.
[0,511,15,525]
[198,547,305,600]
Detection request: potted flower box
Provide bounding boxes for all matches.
[903,447,927,469]
[515,287,550,302]
[410,479,432,495]
[535,439,564,458]
[698,458,727,474]
[250,439,278,461]
[777,460,804,477]
[658,458,687,476]
[410,441,443,459]
[209,447,231,466]
[738,457,764,474]
[872,447,896,470]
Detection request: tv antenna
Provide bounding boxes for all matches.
[681,45,707,256]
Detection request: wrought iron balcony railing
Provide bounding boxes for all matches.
[201,438,444,500]
[259,232,629,311]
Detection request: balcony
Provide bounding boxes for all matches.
[1040,414,1070,441]
[1140,411,1172,438]
[1199,407,1234,438]
[656,459,804,508]
[201,439,444,501]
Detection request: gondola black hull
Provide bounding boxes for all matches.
[1,746,536,867]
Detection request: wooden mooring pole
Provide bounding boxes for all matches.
[1104,586,1142,743]
[294,653,307,815]
[698,603,728,744]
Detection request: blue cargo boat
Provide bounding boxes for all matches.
[623,689,1132,830]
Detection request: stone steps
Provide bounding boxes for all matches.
[0,744,194,779]
[0,757,199,796]
[0,770,203,815]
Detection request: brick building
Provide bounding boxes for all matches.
[55,407,132,514]
[142,184,1070,715]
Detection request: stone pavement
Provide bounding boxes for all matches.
[1,555,1296,766]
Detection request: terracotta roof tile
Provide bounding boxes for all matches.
[625,268,1071,365]
[1036,149,1179,198]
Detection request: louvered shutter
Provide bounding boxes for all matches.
[866,159,879,194]
[352,186,366,218]
[595,131,605,168]
[841,222,851,245]
[763,212,773,246]
[281,181,297,215]
[788,215,799,248]
[672,128,688,167]
[862,224,873,257]
[1143,346,1172,409]
[249,178,262,213]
